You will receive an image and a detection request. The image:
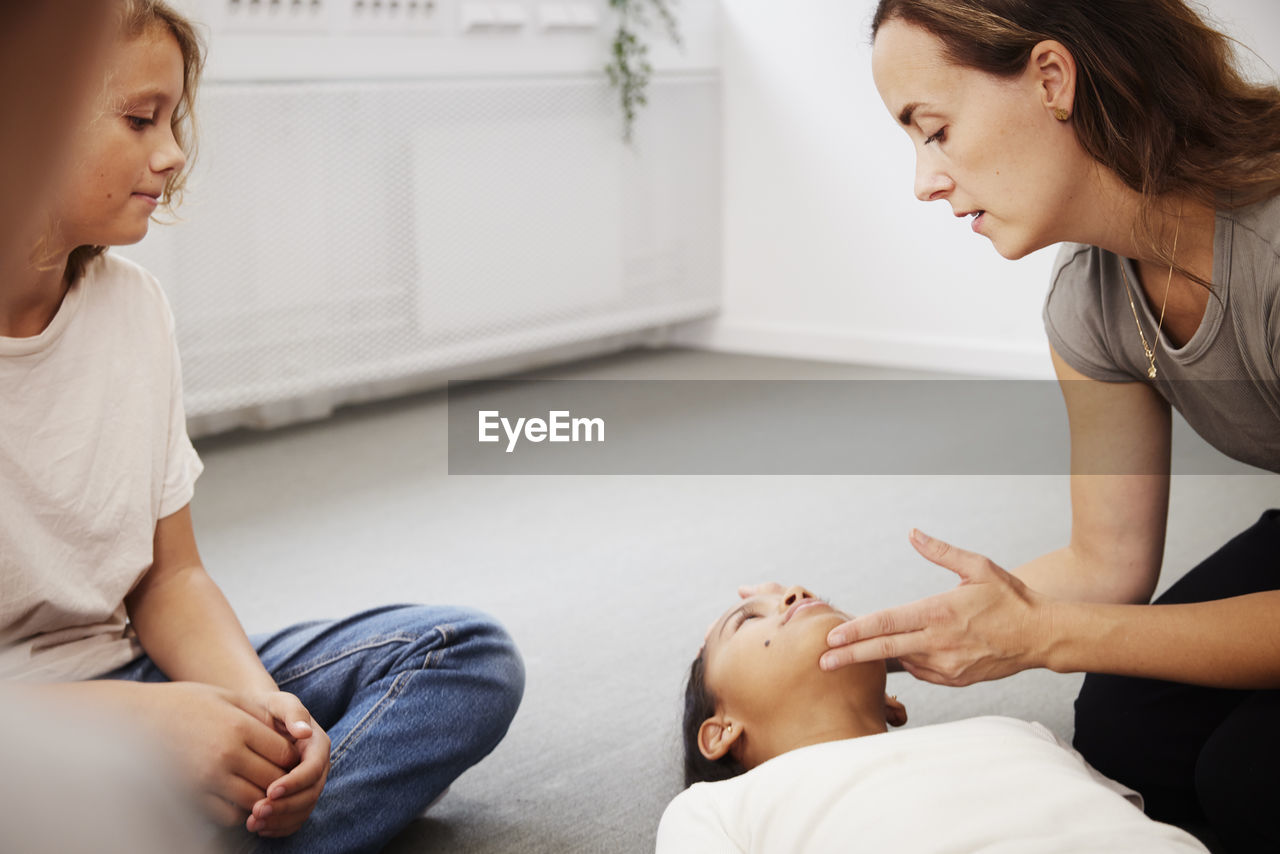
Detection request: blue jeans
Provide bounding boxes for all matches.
[101,603,525,854]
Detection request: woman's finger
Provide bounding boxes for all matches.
[899,658,947,685]
[820,629,931,670]
[826,601,932,648]
[909,529,1000,583]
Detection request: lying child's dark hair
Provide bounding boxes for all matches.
[682,649,746,787]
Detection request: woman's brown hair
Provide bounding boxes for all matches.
[58,0,205,284]
[872,0,1280,286]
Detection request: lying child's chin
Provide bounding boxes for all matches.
[802,615,873,667]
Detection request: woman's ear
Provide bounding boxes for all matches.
[1029,39,1077,119]
[884,693,908,728]
[697,715,744,761]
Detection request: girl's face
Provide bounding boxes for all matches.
[870,19,1089,260]
[705,586,850,710]
[52,25,186,251]
[703,586,884,755]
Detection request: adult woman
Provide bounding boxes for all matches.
[818,1,1280,850]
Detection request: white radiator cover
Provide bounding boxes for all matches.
[120,73,721,435]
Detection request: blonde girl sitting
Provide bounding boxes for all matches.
[0,3,524,851]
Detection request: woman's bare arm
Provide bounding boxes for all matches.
[1045,592,1280,689]
[824,347,1280,689]
[1013,347,1171,605]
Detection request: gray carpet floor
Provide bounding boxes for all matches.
[188,347,1278,853]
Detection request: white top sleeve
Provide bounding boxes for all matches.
[157,284,203,519]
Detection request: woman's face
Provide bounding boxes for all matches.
[870,18,1087,260]
[52,26,186,250]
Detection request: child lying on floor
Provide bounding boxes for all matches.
[657,585,1207,853]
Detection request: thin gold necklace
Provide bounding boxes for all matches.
[1119,210,1182,379]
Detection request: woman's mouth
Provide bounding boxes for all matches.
[970,211,986,233]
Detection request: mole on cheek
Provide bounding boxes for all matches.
[764,640,770,647]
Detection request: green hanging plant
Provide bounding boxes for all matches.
[605,0,681,143]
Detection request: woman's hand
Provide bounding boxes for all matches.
[821,530,1054,687]
[245,691,330,838]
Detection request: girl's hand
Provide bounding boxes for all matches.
[244,692,331,838]
[821,530,1054,687]
[135,682,299,827]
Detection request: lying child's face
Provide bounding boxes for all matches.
[703,586,870,722]
[690,585,890,776]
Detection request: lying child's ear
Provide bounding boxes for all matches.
[884,693,908,728]
[698,715,744,761]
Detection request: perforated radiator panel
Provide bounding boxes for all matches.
[120,74,721,424]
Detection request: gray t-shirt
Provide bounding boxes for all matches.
[1042,194,1280,473]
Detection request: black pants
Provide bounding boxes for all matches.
[1073,509,1280,853]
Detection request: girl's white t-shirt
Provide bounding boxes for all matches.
[657,716,1208,854]
[0,252,203,682]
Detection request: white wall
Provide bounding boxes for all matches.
[677,0,1280,378]
[174,0,720,81]
[127,0,724,433]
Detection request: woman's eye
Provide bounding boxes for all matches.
[924,127,947,145]
[126,115,155,130]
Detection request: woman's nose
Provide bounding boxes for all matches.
[913,152,953,202]
[780,586,813,610]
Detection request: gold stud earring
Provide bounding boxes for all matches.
[1053,108,1070,121]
